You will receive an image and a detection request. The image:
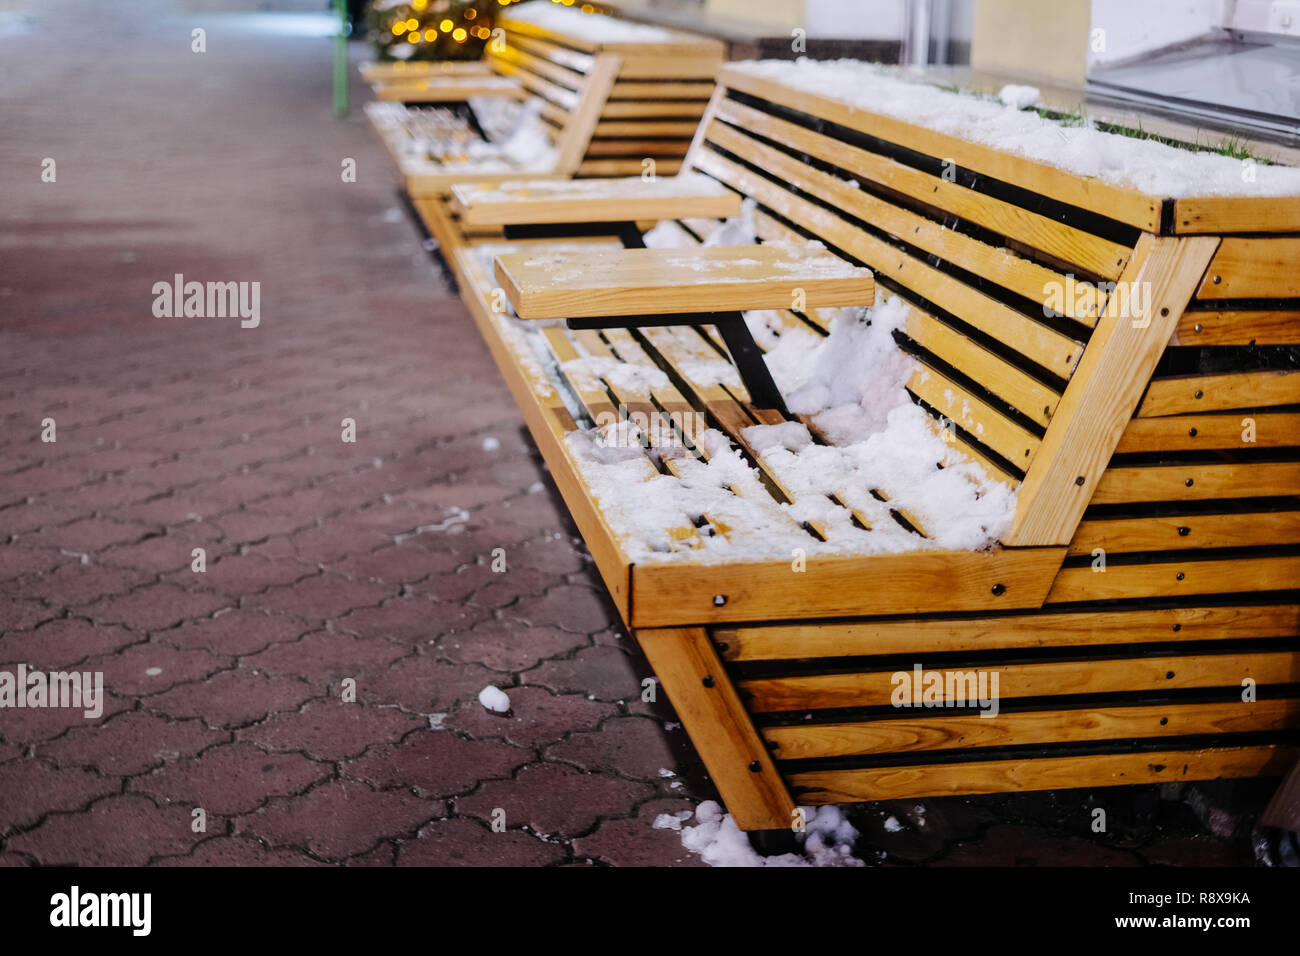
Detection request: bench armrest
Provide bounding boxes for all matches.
[374,75,523,103]
[451,173,742,229]
[493,245,874,320]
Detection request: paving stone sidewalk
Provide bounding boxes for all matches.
[0,1,1278,867]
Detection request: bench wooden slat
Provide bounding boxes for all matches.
[1175,196,1300,234]
[451,174,740,227]
[505,31,596,75]
[627,546,1067,628]
[706,120,1106,326]
[1172,309,1300,346]
[489,43,587,94]
[1115,412,1300,453]
[902,305,1060,428]
[1047,554,1300,602]
[1091,462,1300,503]
[692,148,1084,378]
[711,97,1132,286]
[373,75,523,102]
[495,245,874,320]
[1137,370,1300,417]
[788,746,1296,803]
[1069,511,1300,554]
[609,81,714,100]
[908,367,1041,467]
[1197,237,1300,299]
[738,651,1298,713]
[720,66,1165,233]
[713,604,1300,661]
[765,699,1300,760]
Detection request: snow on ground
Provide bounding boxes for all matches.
[680,801,865,867]
[478,685,510,713]
[731,59,1300,197]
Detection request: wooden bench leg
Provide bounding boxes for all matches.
[635,626,796,832]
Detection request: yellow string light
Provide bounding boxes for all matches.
[406,31,419,43]
[392,21,406,35]
[465,8,477,19]
[412,0,428,9]
[406,18,418,30]
[453,27,467,41]
[424,28,437,41]
[440,17,453,31]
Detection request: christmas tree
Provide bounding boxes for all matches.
[368,0,523,62]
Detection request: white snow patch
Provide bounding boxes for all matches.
[730,59,1300,198]
[680,801,864,867]
[481,436,500,452]
[997,84,1040,109]
[478,685,511,714]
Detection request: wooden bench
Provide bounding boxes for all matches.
[427,62,1300,837]
[363,6,722,197]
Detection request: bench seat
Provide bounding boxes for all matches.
[415,62,1300,833]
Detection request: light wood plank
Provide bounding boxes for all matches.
[1069,511,1300,554]
[1006,235,1221,546]
[1175,196,1300,234]
[691,148,1084,378]
[713,604,1300,662]
[719,66,1165,232]
[451,173,739,227]
[765,699,1300,759]
[1171,310,1300,346]
[789,746,1296,803]
[494,244,874,320]
[1197,238,1300,299]
[636,627,796,831]
[1115,412,1300,453]
[1046,555,1300,602]
[1138,370,1300,417]
[627,546,1067,628]
[739,651,1299,713]
[1091,462,1300,503]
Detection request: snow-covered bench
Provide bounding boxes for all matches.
[362,4,722,196]
[434,60,1300,839]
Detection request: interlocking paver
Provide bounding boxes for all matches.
[242,698,427,761]
[130,742,331,816]
[39,710,227,777]
[344,730,531,798]
[235,781,443,860]
[397,818,567,867]
[456,763,653,839]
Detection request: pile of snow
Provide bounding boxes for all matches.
[730,59,1300,197]
[566,293,1015,560]
[680,801,864,867]
[504,3,675,44]
[996,83,1040,109]
[478,685,510,713]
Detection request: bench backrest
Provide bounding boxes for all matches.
[488,15,722,177]
[671,64,1299,554]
